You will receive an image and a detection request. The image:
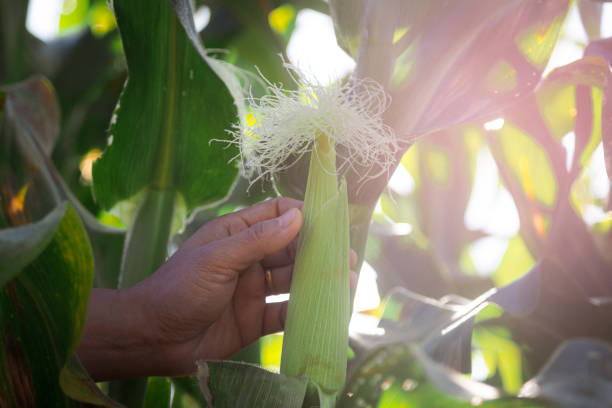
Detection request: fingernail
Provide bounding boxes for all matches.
[279,208,298,228]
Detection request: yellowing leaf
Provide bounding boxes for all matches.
[424,147,450,185]
[484,60,518,94]
[497,122,557,207]
[537,85,576,140]
[516,17,564,68]
[580,87,603,166]
[493,235,535,287]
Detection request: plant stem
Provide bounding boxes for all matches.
[119,188,175,289]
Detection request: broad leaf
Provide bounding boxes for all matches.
[92,0,239,213]
[0,203,95,406]
[486,56,612,293]
[197,360,309,408]
[329,0,571,207]
[59,354,123,408]
[329,0,571,139]
[0,75,125,288]
[387,0,571,136]
[340,343,553,408]
[144,377,172,408]
[328,0,367,58]
[577,0,603,40]
[0,203,64,286]
[520,338,612,408]
[584,38,612,193]
[370,127,490,299]
[172,375,208,408]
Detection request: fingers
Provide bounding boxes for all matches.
[231,197,303,228]
[261,236,298,269]
[262,301,288,335]
[182,197,303,251]
[212,207,302,272]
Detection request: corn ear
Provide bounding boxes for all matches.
[280,133,351,405]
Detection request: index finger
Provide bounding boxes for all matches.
[181,197,303,251]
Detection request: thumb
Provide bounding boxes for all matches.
[218,207,302,271]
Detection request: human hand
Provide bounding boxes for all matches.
[139,197,304,375]
[78,197,356,380]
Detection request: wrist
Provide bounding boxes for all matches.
[77,287,168,380]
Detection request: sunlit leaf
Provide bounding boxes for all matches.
[144,377,172,408]
[515,15,563,69]
[59,0,90,33]
[260,333,283,372]
[487,56,612,298]
[473,327,523,394]
[536,85,576,140]
[496,122,557,207]
[493,235,535,287]
[384,1,571,137]
[90,0,117,36]
[424,147,451,186]
[584,38,612,188]
[92,0,239,213]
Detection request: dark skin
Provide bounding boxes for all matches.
[77,197,356,381]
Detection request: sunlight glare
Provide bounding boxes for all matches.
[388,164,415,195]
[469,237,509,276]
[465,148,520,238]
[287,9,355,85]
[26,0,63,41]
[483,118,505,131]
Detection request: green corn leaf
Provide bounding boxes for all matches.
[0,203,98,407]
[59,354,123,408]
[144,377,172,408]
[520,338,612,407]
[280,135,351,405]
[1,75,125,289]
[197,360,309,408]
[92,0,239,213]
[0,203,64,287]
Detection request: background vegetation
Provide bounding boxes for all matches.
[1,0,611,407]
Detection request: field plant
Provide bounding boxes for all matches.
[1,0,612,407]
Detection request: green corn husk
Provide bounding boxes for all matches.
[280,133,351,406]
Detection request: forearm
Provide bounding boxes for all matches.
[76,287,174,381]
